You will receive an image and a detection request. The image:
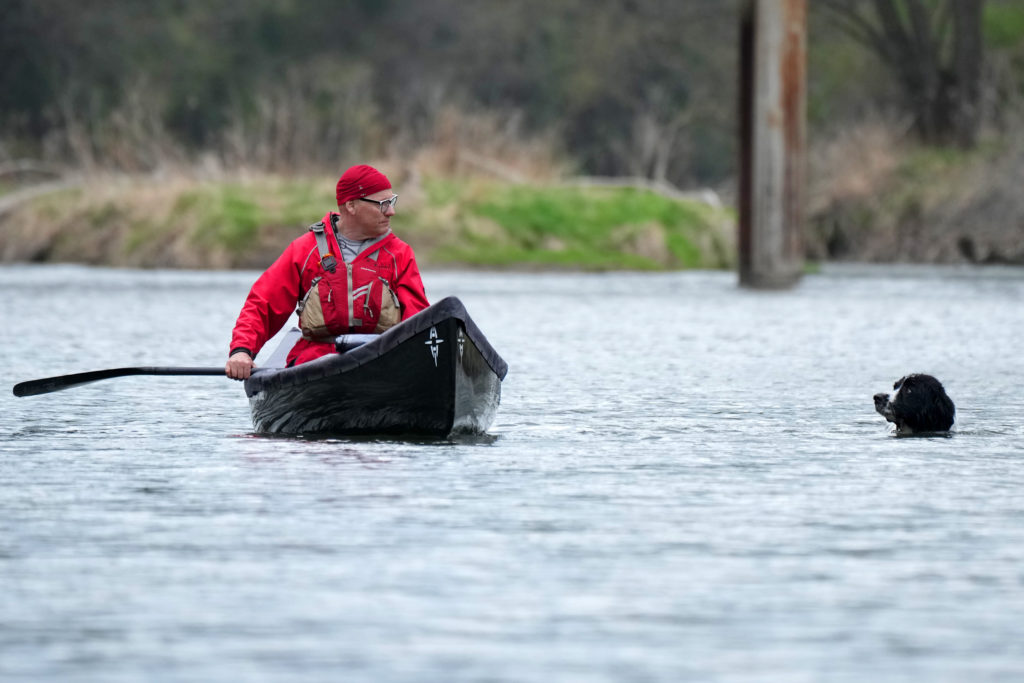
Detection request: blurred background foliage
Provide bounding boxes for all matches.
[2,0,1023,267]
[0,0,740,183]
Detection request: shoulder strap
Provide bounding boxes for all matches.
[308,221,337,273]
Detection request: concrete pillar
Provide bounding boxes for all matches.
[738,0,806,289]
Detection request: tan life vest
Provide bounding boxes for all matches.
[296,221,402,341]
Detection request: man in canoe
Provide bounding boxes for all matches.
[225,164,430,380]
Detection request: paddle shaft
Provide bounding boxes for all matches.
[13,367,260,397]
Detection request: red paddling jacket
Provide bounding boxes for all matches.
[229,212,429,367]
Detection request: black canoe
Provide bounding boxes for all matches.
[243,297,507,437]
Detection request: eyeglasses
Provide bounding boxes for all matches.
[357,195,399,213]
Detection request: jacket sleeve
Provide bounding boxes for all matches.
[229,238,309,358]
[394,244,430,320]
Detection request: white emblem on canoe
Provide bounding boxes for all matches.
[425,326,445,367]
[457,328,465,360]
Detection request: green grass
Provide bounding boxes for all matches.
[5,173,733,270]
[985,3,1024,49]
[897,146,970,182]
[46,176,336,263]
[182,178,331,252]
[408,180,734,270]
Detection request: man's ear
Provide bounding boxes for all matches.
[340,201,356,215]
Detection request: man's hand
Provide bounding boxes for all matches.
[226,351,255,380]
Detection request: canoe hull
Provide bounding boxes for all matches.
[244,298,505,437]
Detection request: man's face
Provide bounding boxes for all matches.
[346,188,396,240]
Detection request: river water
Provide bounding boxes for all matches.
[2,263,1023,682]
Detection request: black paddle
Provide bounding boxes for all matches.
[13,367,262,397]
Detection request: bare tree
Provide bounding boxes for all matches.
[820,0,985,147]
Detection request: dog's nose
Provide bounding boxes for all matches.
[873,393,889,409]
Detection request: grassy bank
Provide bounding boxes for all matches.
[0,173,736,271]
[9,127,1021,270]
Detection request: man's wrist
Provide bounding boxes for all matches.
[229,347,253,359]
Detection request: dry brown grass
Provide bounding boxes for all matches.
[807,112,1024,264]
[807,116,909,214]
[407,107,571,186]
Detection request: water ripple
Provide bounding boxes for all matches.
[3,264,1024,681]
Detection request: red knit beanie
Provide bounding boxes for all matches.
[335,164,391,205]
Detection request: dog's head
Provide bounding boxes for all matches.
[873,374,955,434]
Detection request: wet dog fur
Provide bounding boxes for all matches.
[873,374,955,434]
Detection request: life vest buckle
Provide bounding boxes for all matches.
[309,221,337,273]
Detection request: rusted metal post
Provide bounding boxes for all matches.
[738,0,806,289]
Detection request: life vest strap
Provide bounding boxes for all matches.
[308,221,337,273]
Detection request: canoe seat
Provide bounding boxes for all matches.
[334,334,379,353]
[260,328,379,369]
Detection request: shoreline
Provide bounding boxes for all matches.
[0,173,737,272]
[4,142,1024,269]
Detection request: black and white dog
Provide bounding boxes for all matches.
[873,374,955,434]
